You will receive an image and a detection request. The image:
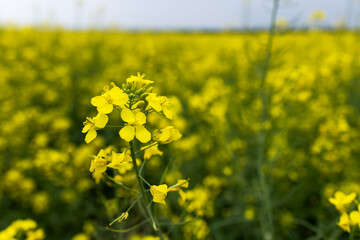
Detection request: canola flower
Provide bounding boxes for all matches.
[82,113,108,143]
[91,84,129,114]
[150,179,189,205]
[0,219,45,240]
[119,108,151,143]
[329,191,360,234]
[83,73,187,238]
[329,191,356,213]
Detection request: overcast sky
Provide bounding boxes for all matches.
[0,0,359,29]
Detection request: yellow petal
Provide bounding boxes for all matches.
[177,179,189,188]
[94,114,108,128]
[123,154,132,163]
[163,107,173,119]
[109,87,129,107]
[135,112,147,125]
[178,189,186,201]
[121,108,135,123]
[350,211,360,225]
[98,103,113,114]
[146,94,162,112]
[135,126,151,143]
[153,196,166,205]
[85,128,97,143]
[91,96,107,107]
[156,184,168,194]
[119,126,135,142]
[82,124,90,133]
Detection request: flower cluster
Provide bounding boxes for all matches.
[329,191,360,233]
[82,73,188,235]
[0,219,45,240]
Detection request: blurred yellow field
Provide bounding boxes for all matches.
[0,28,359,239]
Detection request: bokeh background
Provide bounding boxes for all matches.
[0,0,360,240]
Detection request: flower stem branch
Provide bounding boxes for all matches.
[103,172,139,194]
[130,140,164,239]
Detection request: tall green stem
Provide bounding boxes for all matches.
[257,0,279,240]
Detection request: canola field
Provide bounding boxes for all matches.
[0,28,360,240]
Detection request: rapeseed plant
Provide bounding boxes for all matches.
[83,73,188,238]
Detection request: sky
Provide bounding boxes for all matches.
[0,0,359,29]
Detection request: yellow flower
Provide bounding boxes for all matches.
[153,126,182,144]
[150,180,189,205]
[150,184,168,205]
[117,212,129,223]
[126,73,154,90]
[26,229,45,240]
[107,151,132,170]
[72,233,90,240]
[146,93,162,112]
[143,145,163,160]
[82,113,108,143]
[160,96,173,119]
[119,108,151,143]
[91,85,128,114]
[168,179,189,201]
[310,10,326,21]
[89,149,108,174]
[329,191,356,213]
[338,213,351,233]
[92,171,103,184]
[349,204,360,227]
[145,94,173,119]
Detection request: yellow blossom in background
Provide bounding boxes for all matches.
[244,206,255,220]
[91,85,128,114]
[126,73,154,90]
[0,219,45,240]
[277,18,289,28]
[310,10,326,22]
[82,113,108,143]
[26,229,45,240]
[350,210,360,227]
[130,235,160,240]
[329,191,356,213]
[153,126,182,144]
[338,213,351,233]
[119,108,151,143]
[143,145,163,160]
[72,233,90,240]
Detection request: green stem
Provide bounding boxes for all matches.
[129,140,164,239]
[109,197,141,226]
[350,227,356,240]
[103,172,139,194]
[159,158,174,184]
[107,219,149,233]
[256,0,279,240]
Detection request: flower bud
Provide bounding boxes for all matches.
[140,93,150,100]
